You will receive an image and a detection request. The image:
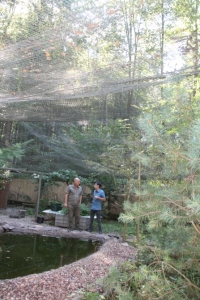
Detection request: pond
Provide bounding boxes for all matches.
[0,233,102,280]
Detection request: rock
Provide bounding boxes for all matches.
[108,233,121,239]
[9,209,26,219]
[121,242,129,246]
[103,235,111,241]
[3,223,15,231]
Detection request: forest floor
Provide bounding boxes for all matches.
[0,207,137,300]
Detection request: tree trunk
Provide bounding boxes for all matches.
[4,121,12,147]
[192,0,199,98]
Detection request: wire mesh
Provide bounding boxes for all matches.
[0,0,171,122]
[0,0,198,174]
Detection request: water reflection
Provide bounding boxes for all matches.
[0,233,101,280]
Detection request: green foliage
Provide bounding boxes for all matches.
[40,169,79,187]
[34,169,97,191]
[0,143,25,188]
[83,291,105,300]
[60,207,68,214]
[60,204,90,216]
[98,220,135,235]
[103,260,200,300]
[24,207,35,216]
[38,198,49,214]
[101,77,200,298]
[80,203,90,216]
[0,144,24,168]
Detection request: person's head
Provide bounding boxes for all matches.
[94,181,101,190]
[74,177,80,187]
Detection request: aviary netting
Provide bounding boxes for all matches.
[0,0,199,174]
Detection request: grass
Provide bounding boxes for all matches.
[100,219,136,236]
[82,291,105,300]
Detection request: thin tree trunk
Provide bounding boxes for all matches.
[192,0,199,98]
[4,121,12,147]
[160,0,164,98]
[136,160,141,243]
[160,0,164,75]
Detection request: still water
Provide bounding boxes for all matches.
[0,233,101,280]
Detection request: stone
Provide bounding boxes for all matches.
[3,223,15,231]
[108,233,121,239]
[9,209,26,219]
[121,242,129,246]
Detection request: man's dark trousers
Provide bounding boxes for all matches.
[89,209,102,233]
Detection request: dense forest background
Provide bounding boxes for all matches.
[1,0,200,298]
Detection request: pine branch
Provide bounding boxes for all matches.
[191,221,200,235]
[163,196,189,212]
[149,261,200,291]
[147,119,190,162]
[154,284,192,300]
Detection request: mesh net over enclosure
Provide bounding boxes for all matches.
[0,0,168,122]
[0,0,199,173]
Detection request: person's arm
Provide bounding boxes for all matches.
[97,196,106,202]
[94,192,106,202]
[79,195,82,204]
[64,193,68,207]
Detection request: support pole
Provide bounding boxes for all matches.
[35,174,42,220]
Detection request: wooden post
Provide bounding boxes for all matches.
[122,222,127,242]
[35,174,42,220]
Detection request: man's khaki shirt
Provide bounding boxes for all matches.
[66,184,83,205]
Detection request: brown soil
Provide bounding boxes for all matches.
[0,208,137,300]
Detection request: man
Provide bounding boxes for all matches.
[64,177,83,230]
[88,181,106,234]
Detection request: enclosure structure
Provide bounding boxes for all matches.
[1,0,195,176]
[1,1,200,298]
[1,0,199,216]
